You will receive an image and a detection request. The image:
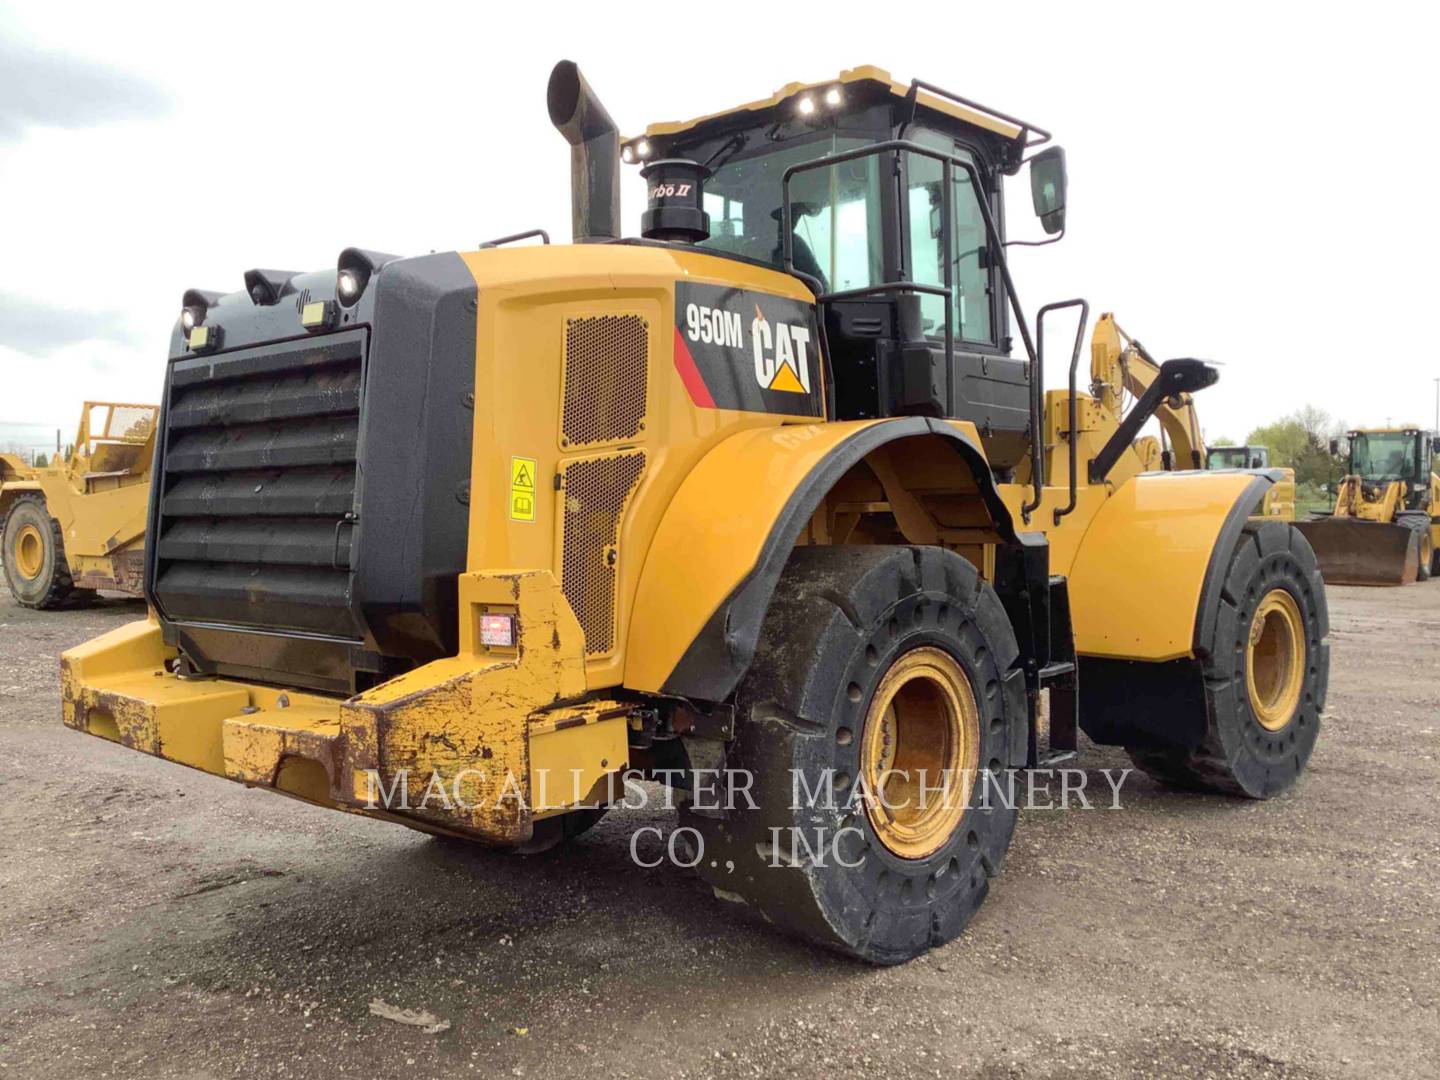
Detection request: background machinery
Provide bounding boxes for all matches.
[2,402,156,607]
[1296,427,1439,585]
[0,452,36,487]
[1206,446,1295,520]
[59,62,1329,963]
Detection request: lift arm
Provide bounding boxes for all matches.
[1091,313,1208,470]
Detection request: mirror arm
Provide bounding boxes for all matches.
[895,81,921,142]
[1004,225,1065,249]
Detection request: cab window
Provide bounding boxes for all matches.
[1351,432,1420,482]
[1207,447,1250,470]
[906,131,993,346]
[700,133,881,294]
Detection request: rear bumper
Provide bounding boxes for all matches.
[60,572,629,844]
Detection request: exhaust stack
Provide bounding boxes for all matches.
[547,60,621,242]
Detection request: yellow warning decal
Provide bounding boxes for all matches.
[509,456,537,522]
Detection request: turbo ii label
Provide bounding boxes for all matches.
[672,282,823,417]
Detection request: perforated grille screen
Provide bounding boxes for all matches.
[561,315,648,448]
[560,450,646,656]
[108,406,158,442]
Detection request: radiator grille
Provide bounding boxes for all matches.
[560,450,646,656]
[560,315,648,448]
[152,333,364,639]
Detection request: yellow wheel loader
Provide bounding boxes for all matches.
[1,402,156,607]
[1295,427,1439,585]
[60,63,1329,964]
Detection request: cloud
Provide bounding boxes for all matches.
[0,39,172,141]
[0,292,143,352]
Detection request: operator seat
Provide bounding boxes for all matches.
[767,205,829,294]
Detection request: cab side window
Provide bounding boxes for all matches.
[906,132,994,346]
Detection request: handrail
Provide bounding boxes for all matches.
[479,228,551,249]
[1036,300,1090,525]
[781,139,1043,519]
[785,266,839,419]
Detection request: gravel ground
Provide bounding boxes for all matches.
[0,584,1436,1079]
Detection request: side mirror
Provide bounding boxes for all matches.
[1329,438,1340,457]
[1029,146,1067,235]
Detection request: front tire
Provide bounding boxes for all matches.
[685,545,1027,964]
[1129,520,1327,798]
[1397,510,1432,581]
[2,494,86,609]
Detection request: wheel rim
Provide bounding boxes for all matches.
[860,646,980,860]
[13,524,45,580]
[1247,589,1305,732]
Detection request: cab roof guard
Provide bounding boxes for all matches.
[630,66,1049,152]
[899,78,1052,150]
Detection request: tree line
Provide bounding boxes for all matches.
[1213,404,1347,490]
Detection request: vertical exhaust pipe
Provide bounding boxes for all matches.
[547,60,621,242]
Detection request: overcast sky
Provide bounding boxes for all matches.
[1,1,1435,447]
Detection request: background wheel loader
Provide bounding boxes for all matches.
[1205,447,1295,520]
[59,62,1329,964]
[1,402,156,607]
[1295,427,1439,585]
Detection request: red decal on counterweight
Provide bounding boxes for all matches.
[673,326,716,409]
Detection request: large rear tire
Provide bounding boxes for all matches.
[1,494,87,609]
[684,545,1027,964]
[1128,520,1327,798]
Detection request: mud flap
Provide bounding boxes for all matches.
[1294,518,1419,586]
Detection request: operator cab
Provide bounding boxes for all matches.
[1334,429,1433,491]
[623,67,1067,470]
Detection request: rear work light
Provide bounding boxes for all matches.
[480,613,516,648]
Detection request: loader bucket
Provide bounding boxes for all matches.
[1294,518,1420,586]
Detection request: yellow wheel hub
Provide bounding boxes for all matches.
[13,523,45,581]
[860,646,980,860]
[1247,588,1305,732]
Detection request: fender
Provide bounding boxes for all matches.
[1068,471,1272,662]
[624,417,1019,701]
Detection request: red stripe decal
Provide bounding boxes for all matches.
[672,327,716,409]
